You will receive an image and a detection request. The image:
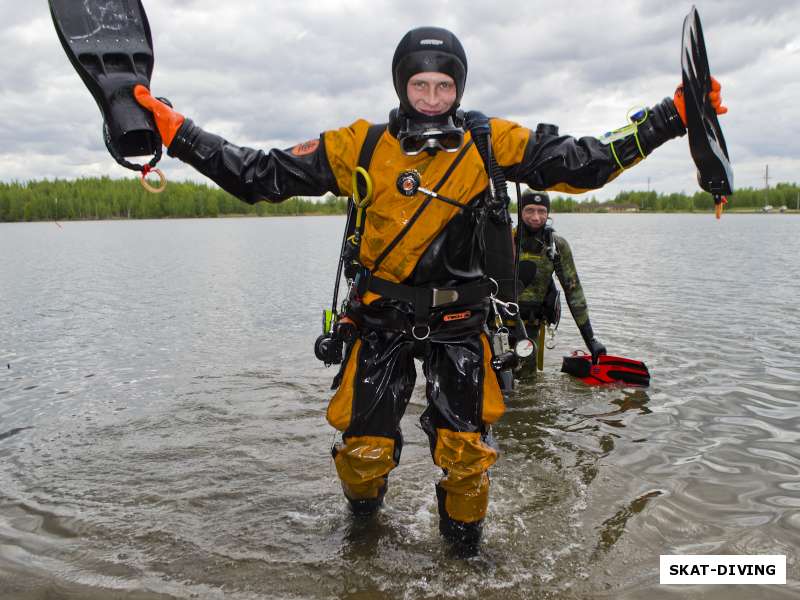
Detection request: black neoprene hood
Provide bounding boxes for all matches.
[392,26,467,120]
[520,190,551,212]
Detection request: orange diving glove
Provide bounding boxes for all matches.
[133,85,185,148]
[673,76,727,126]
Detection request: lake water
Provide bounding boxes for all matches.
[1,214,798,599]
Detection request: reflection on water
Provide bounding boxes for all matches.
[592,490,663,559]
[1,215,799,599]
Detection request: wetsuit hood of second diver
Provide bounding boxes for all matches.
[520,190,550,213]
[391,26,468,123]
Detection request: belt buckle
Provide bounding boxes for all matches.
[431,288,459,307]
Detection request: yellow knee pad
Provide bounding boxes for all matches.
[433,429,498,522]
[333,435,396,500]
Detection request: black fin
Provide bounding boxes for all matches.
[49,0,158,158]
[681,6,733,196]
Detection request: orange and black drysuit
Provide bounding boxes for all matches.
[166,98,685,540]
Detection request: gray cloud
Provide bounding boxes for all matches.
[0,0,797,198]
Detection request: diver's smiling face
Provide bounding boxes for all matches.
[522,205,549,230]
[406,72,457,116]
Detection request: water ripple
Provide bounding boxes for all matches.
[2,216,800,598]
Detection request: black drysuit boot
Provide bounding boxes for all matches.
[436,483,482,557]
[347,481,388,517]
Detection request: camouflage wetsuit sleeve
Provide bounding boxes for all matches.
[553,234,590,328]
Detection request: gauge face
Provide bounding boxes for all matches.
[515,338,535,358]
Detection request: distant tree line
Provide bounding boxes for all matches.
[0,177,347,222]
[545,183,800,213]
[1,178,798,222]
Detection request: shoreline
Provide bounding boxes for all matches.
[2,209,797,224]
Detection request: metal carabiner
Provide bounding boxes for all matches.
[500,300,520,317]
[487,278,518,314]
[489,296,520,317]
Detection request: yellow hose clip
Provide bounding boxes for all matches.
[351,166,373,230]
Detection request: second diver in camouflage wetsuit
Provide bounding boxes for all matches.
[515,190,605,378]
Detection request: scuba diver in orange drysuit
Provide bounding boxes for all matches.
[133,26,725,553]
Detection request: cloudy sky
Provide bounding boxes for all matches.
[2,0,798,200]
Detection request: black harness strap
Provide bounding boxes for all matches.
[347,123,387,239]
[352,139,480,336]
[350,133,485,338]
[372,139,475,271]
[355,270,494,339]
[335,123,387,311]
[354,123,386,207]
[358,123,386,171]
[360,274,493,327]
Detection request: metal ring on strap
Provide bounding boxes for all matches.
[412,325,431,341]
[140,165,167,193]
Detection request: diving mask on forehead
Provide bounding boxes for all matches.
[397,115,465,156]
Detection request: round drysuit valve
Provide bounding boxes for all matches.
[396,170,421,196]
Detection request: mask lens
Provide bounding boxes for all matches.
[437,130,463,151]
[398,129,463,155]
[399,135,428,155]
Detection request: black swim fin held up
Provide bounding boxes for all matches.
[681,6,733,198]
[49,0,159,160]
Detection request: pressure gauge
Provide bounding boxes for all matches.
[515,338,535,358]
